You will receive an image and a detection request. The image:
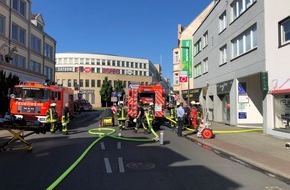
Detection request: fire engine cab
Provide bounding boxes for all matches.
[9,81,74,124]
[126,83,166,127]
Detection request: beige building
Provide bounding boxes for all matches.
[172,1,215,103]
[0,0,56,82]
[55,52,163,108]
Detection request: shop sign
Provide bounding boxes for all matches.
[103,68,120,74]
[238,112,247,119]
[56,67,74,72]
[217,80,233,95]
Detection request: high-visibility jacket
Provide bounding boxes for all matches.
[47,108,58,123]
[117,107,126,120]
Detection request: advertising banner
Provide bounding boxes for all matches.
[181,40,192,78]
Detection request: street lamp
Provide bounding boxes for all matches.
[181,46,190,106]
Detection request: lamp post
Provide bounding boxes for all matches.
[181,46,190,106]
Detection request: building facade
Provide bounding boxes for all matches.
[188,0,290,138]
[172,1,215,104]
[55,52,166,108]
[0,0,56,82]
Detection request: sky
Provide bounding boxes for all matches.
[31,0,213,85]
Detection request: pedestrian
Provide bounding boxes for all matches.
[61,102,70,135]
[176,102,185,137]
[46,103,58,133]
[134,101,147,133]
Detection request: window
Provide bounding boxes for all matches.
[174,51,179,63]
[80,79,83,87]
[231,24,257,58]
[220,45,227,65]
[194,63,202,78]
[68,79,72,87]
[194,38,202,55]
[62,79,66,86]
[203,31,208,48]
[203,58,208,74]
[174,73,179,85]
[12,23,26,45]
[13,54,25,68]
[85,79,89,87]
[280,16,290,46]
[0,15,4,35]
[231,0,256,21]
[12,0,27,18]
[91,80,95,87]
[97,80,101,87]
[29,60,41,73]
[44,43,53,59]
[73,79,77,87]
[44,66,53,80]
[30,35,41,53]
[219,11,227,32]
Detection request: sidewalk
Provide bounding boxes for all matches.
[184,122,290,183]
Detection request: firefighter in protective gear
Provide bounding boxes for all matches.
[190,101,198,130]
[168,103,177,128]
[47,103,58,133]
[147,102,155,126]
[117,103,126,130]
[61,103,70,135]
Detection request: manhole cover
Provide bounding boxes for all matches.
[127,162,155,170]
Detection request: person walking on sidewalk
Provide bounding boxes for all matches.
[134,101,147,133]
[176,102,185,137]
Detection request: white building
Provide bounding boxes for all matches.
[190,0,290,138]
[55,52,168,107]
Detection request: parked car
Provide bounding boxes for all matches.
[74,99,93,112]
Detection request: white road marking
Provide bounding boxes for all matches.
[118,157,125,173]
[100,142,105,150]
[117,142,121,149]
[104,158,112,173]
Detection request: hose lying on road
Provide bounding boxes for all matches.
[46,112,159,190]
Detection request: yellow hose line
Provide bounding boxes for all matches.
[185,127,262,134]
[213,128,263,134]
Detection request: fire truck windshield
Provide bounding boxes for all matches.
[13,87,50,101]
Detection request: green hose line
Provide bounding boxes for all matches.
[47,117,160,189]
[46,128,111,190]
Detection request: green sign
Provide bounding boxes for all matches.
[181,40,192,78]
[260,72,268,91]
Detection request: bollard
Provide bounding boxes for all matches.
[118,132,122,137]
[160,131,164,145]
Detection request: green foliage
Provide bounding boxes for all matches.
[114,80,125,100]
[99,76,113,107]
[0,70,20,115]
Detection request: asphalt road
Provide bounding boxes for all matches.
[0,111,290,190]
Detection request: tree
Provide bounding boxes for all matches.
[99,76,113,107]
[0,70,19,115]
[114,80,125,101]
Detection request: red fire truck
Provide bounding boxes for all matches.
[9,81,74,124]
[126,83,166,127]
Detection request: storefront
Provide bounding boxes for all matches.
[216,80,233,124]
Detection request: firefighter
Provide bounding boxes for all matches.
[168,103,177,129]
[47,103,58,133]
[61,103,70,135]
[134,101,147,133]
[196,102,203,129]
[117,102,126,130]
[190,101,198,130]
[147,102,155,127]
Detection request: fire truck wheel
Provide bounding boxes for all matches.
[202,128,213,139]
